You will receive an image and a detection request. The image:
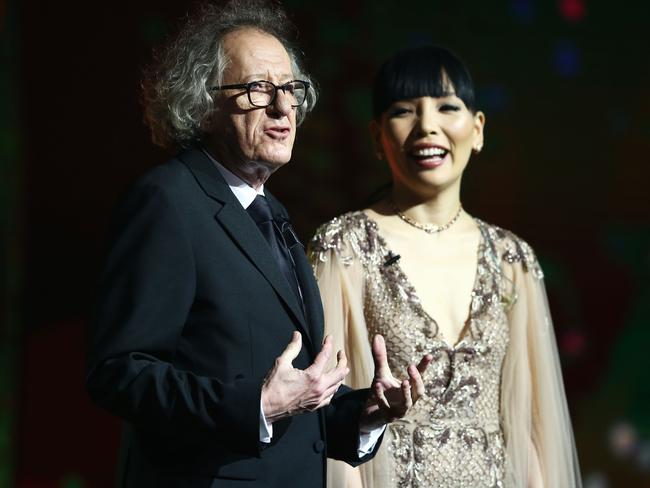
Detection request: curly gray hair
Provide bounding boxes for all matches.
[142,0,318,148]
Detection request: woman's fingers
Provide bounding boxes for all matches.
[371,334,391,377]
[374,381,391,410]
[401,379,413,412]
[416,353,433,375]
[407,364,426,401]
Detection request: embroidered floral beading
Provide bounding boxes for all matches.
[310,212,541,488]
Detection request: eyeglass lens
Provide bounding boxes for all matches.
[249,81,307,107]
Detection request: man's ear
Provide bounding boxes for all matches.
[200,104,219,133]
[369,119,385,160]
[201,115,214,133]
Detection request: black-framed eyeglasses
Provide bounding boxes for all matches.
[210,80,310,108]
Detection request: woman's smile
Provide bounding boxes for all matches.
[408,143,449,168]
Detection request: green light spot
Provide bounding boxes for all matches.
[61,474,85,488]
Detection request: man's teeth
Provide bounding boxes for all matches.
[412,147,447,157]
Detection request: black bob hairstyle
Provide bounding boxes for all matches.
[372,45,477,119]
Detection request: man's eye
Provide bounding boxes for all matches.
[249,82,267,92]
[285,84,296,94]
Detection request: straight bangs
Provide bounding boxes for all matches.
[372,45,476,119]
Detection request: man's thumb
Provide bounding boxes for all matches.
[279,331,302,364]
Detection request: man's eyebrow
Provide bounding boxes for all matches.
[243,73,295,81]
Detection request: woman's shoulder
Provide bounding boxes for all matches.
[476,219,544,280]
[309,210,381,263]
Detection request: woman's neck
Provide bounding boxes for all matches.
[389,184,462,227]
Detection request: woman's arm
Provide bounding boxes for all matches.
[310,227,376,487]
[528,438,544,488]
[501,238,582,488]
[347,465,363,488]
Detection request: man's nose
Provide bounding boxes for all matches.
[268,89,293,116]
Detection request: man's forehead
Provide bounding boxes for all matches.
[222,28,293,79]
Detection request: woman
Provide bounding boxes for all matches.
[309,46,581,488]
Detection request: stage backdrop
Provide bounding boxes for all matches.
[4,0,650,486]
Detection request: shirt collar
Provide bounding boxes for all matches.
[202,148,264,209]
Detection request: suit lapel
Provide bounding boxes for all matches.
[178,148,313,349]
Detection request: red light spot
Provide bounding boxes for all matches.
[559,0,586,22]
[561,329,586,356]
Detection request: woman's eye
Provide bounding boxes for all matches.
[440,104,460,112]
[389,107,411,117]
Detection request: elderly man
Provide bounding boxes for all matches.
[86,1,431,487]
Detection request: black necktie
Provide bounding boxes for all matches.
[246,195,303,306]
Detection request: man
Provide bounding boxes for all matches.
[86,1,431,486]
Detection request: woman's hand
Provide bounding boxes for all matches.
[359,334,432,430]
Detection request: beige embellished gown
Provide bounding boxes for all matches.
[309,212,581,488]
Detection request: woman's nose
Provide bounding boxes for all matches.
[417,104,439,136]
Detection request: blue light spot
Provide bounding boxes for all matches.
[511,0,536,24]
[554,41,581,78]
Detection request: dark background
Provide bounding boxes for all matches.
[2,0,650,486]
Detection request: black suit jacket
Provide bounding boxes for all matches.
[86,148,378,487]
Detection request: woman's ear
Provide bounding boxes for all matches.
[472,111,486,153]
[369,119,385,160]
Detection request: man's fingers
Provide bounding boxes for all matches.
[321,381,342,400]
[278,331,302,364]
[315,393,336,411]
[302,380,343,412]
[335,349,348,371]
[321,350,349,389]
[310,335,333,373]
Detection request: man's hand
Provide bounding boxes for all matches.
[261,332,349,423]
[359,334,432,431]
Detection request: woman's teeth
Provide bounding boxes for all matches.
[412,147,447,158]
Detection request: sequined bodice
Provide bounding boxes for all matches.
[311,212,543,488]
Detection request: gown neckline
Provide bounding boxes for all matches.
[358,210,486,350]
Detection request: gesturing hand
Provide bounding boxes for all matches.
[360,334,433,431]
[261,332,349,423]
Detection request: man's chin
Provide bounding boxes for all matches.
[261,151,292,168]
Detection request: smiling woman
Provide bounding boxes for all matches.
[309,45,582,488]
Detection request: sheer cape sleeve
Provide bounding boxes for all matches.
[499,235,582,488]
[310,217,582,488]
[309,215,387,488]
